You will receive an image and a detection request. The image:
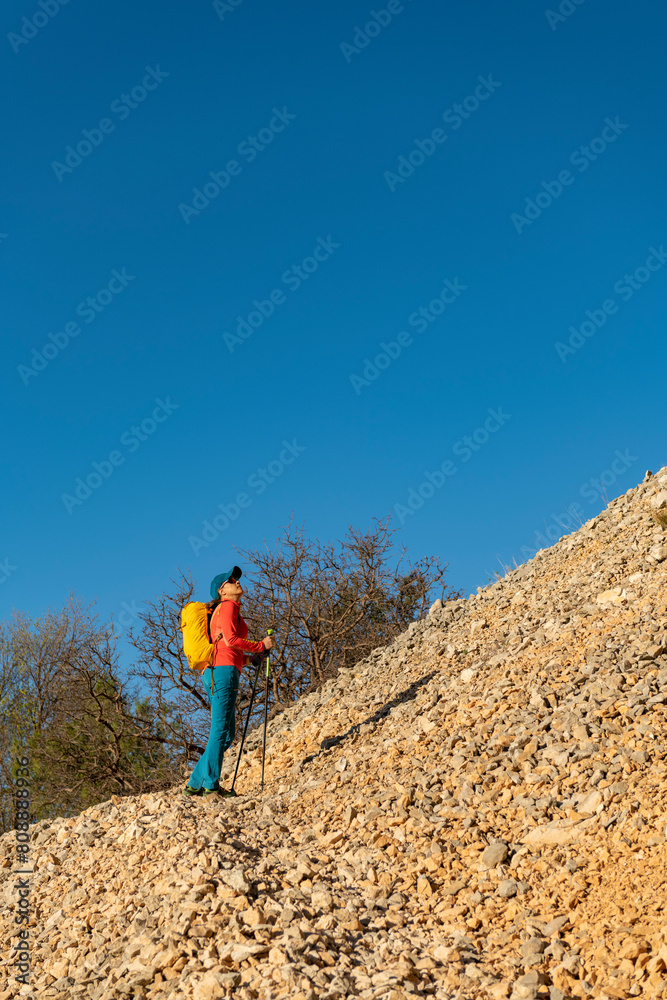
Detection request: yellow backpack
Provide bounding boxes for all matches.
[180,602,216,673]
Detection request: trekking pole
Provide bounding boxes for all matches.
[261,629,273,791]
[230,655,263,794]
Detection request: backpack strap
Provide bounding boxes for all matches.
[206,607,224,697]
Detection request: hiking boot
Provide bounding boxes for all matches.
[202,787,237,798]
[182,785,202,797]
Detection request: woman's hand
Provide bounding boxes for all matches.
[262,635,275,650]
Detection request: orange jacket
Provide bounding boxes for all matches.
[210,599,264,670]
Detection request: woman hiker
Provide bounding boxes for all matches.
[183,566,274,798]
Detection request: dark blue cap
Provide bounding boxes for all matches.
[210,566,242,599]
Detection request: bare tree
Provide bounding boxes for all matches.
[125,519,460,760]
[0,623,30,834]
[235,517,461,714]
[127,572,212,761]
[0,597,174,832]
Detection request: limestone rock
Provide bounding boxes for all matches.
[4,464,667,999]
[481,841,509,868]
[223,868,250,893]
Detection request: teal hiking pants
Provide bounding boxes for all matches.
[188,664,239,791]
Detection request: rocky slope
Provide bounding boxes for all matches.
[2,467,667,1000]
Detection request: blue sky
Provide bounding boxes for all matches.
[2,0,665,647]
